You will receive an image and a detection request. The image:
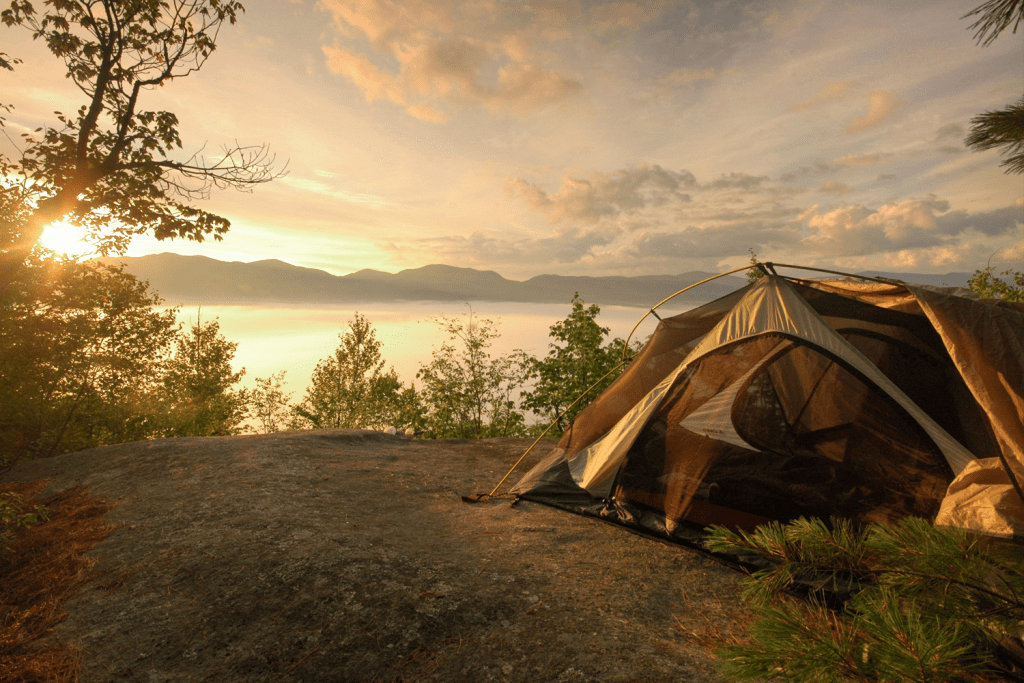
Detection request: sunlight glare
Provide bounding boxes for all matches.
[40,221,95,258]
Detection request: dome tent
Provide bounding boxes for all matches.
[510,269,1024,542]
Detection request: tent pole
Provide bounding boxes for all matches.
[622,265,753,359]
[484,359,631,498]
[766,262,905,284]
[620,263,910,360]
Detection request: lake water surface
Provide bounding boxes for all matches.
[162,299,700,414]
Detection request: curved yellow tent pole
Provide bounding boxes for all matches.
[621,265,752,360]
[620,263,907,359]
[765,262,904,285]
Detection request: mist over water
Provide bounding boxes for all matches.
[162,300,701,410]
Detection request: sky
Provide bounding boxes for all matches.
[3,0,1023,279]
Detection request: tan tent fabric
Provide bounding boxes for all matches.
[907,285,1024,504]
[936,458,1024,538]
[794,279,921,311]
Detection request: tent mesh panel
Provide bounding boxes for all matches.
[614,335,953,526]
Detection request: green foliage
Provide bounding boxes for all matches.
[0,253,178,465]
[747,248,764,285]
[967,266,1024,302]
[416,308,531,439]
[0,491,48,551]
[962,0,1024,174]
[0,0,279,264]
[963,0,1024,46]
[159,314,249,437]
[705,517,1024,682]
[249,371,293,434]
[519,293,634,436]
[292,314,418,432]
[965,96,1024,175]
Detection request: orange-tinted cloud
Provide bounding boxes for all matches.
[818,180,851,194]
[802,198,949,255]
[322,46,404,104]
[507,164,695,225]
[847,90,898,133]
[318,0,598,120]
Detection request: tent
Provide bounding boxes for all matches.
[510,270,1024,542]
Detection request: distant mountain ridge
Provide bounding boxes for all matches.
[96,253,974,308]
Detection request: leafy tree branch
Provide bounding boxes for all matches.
[962,0,1024,173]
[0,0,285,265]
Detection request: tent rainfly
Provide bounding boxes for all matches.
[511,272,1024,542]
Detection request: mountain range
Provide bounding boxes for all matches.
[96,253,974,308]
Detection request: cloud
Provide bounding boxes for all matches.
[488,63,581,113]
[590,2,664,34]
[322,46,404,104]
[847,90,898,133]
[796,197,1017,257]
[376,191,1021,276]
[702,172,768,190]
[390,224,622,266]
[318,0,601,120]
[629,220,801,259]
[792,81,855,111]
[935,123,964,140]
[501,158,1020,271]
[999,239,1024,262]
[280,175,388,206]
[814,153,891,174]
[506,164,696,225]
[935,204,1024,237]
[884,246,969,269]
[405,104,448,122]
[832,152,890,167]
[818,181,851,194]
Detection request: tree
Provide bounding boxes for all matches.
[159,314,249,436]
[292,314,415,431]
[416,308,531,439]
[705,517,1024,682]
[0,0,281,270]
[0,257,178,466]
[962,0,1024,173]
[520,293,634,436]
[746,248,764,284]
[249,370,292,434]
[968,266,1024,302]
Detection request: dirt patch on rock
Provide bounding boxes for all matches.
[2,430,753,682]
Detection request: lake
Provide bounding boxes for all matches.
[162,299,700,421]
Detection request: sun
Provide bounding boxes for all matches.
[40,221,95,258]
